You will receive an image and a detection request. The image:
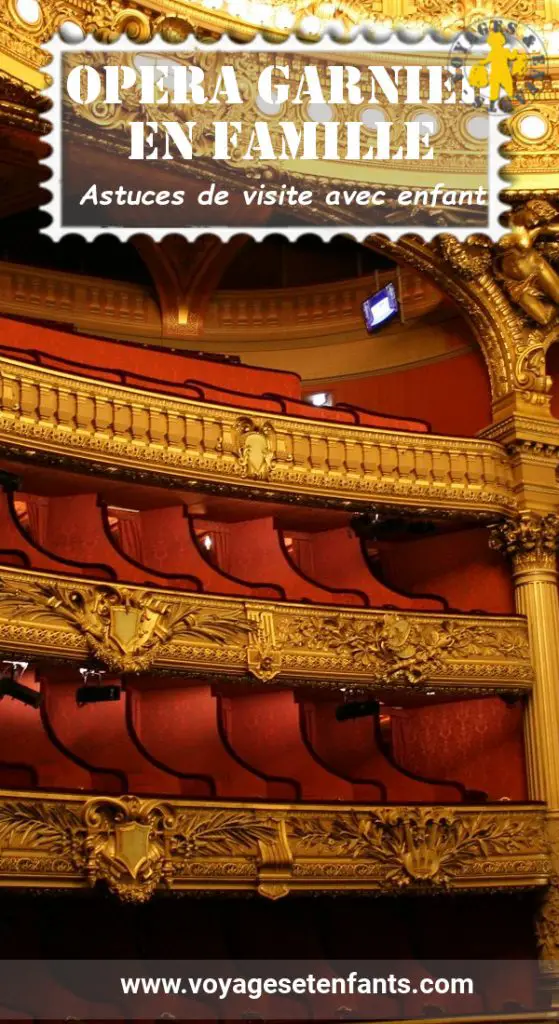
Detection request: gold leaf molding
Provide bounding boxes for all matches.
[0,565,535,693]
[0,792,549,902]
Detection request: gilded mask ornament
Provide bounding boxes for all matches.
[235,417,275,479]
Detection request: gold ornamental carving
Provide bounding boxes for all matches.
[279,610,533,691]
[235,417,275,480]
[496,201,559,329]
[435,200,559,408]
[2,0,556,88]
[0,575,251,673]
[83,797,175,902]
[537,879,559,964]
[246,609,283,682]
[537,815,559,966]
[0,792,549,902]
[256,819,293,900]
[291,805,546,888]
[284,613,454,687]
[0,566,535,693]
[489,510,559,571]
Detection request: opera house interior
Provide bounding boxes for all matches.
[2,0,559,1020]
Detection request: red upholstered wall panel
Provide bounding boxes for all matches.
[301,700,463,802]
[378,527,515,613]
[0,670,91,790]
[129,683,267,798]
[220,690,355,801]
[226,517,364,604]
[325,350,492,436]
[42,672,182,794]
[391,699,527,800]
[139,506,280,597]
[288,526,445,610]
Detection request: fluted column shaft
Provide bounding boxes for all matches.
[491,513,559,807]
[514,560,559,807]
[491,512,559,972]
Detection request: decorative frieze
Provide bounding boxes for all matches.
[0,792,549,903]
[0,566,535,693]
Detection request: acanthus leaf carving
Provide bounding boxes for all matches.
[291,806,546,888]
[0,793,549,901]
[0,577,251,673]
[489,510,559,570]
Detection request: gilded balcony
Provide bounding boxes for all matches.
[0,354,516,517]
[0,565,534,694]
[0,791,549,901]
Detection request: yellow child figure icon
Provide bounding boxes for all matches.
[468,29,524,106]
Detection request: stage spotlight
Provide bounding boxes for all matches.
[76,682,121,706]
[76,660,120,705]
[336,699,380,722]
[0,676,42,708]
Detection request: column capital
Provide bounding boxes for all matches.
[489,511,559,573]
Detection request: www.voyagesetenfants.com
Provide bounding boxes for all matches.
[120,972,475,999]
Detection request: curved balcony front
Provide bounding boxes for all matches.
[0,565,534,695]
[0,353,516,517]
[0,790,549,902]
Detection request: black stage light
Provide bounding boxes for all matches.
[76,683,121,706]
[0,676,42,708]
[76,682,121,706]
[336,699,380,722]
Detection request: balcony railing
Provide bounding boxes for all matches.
[0,355,516,516]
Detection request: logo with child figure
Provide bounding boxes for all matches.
[448,19,548,113]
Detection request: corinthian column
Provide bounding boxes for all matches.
[490,511,559,976]
[491,512,559,806]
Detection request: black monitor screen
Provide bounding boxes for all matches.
[362,283,398,332]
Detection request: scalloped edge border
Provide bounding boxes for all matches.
[41,31,509,242]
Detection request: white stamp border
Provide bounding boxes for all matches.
[42,32,510,242]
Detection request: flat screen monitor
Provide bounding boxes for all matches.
[362,283,398,332]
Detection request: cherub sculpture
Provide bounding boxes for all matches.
[495,199,559,325]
